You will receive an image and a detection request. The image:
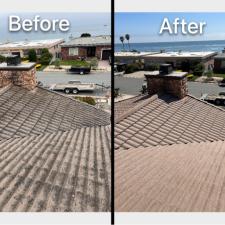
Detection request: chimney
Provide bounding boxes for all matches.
[0,55,36,90]
[145,64,188,99]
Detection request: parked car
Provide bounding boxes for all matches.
[218,78,225,87]
[49,80,96,94]
[219,92,225,96]
[114,63,126,76]
[201,93,225,105]
[67,66,91,75]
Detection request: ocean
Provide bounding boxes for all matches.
[115,40,225,52]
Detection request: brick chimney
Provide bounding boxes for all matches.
[0,55,36,90]
[145,64,188,99]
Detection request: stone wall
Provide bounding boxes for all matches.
[0,67,36,90]
[145,73,188,99]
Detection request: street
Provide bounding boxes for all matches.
[115,76,225,98]
[36,71,111,87]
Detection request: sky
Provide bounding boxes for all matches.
[115,13,225,43]
[0,13,110,42]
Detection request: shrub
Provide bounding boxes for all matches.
[144,63,160,71]
[193,63,205,76]
[125,63,142,74]
[54,59,61,69]
[0,55,6,63]
[205,70,214,81]
[75,96,96,105]
[28,49,37,62]
[90,58,98,69]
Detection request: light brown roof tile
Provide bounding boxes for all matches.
[115,141,225,212]
[115,94,225,149]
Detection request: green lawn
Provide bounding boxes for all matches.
[188,75,198,81]
[36,65,47,71]
[58,60,90,67]
[211,73,225,78]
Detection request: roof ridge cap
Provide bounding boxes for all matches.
[115,94,158,123]
[115,94,146,103]
[116,140,223,151]
[187,94,225,112]
[0,84,12,96]
[37,86,110,115]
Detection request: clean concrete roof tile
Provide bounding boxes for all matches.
[115,141,225,212]
[115,94,225,149]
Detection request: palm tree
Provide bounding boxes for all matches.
[125,34,131,51]
[120,36,125,51]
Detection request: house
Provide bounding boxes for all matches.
[61,35,111,60]
[0,39,64,59]
[115,64,225,212]
[0,59,111,212]
[214,52,225,73]
[115,51,217,71]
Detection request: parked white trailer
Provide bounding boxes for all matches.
[49,80,96,94]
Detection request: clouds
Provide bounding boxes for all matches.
[0,12,110,42]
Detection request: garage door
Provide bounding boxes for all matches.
[102,49,111,60]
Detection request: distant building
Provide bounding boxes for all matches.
[115,51,217,71]
[0,39,64,59]
[61,35,111,60]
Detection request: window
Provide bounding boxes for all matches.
[69,48,78,56]
[221,60,225,68]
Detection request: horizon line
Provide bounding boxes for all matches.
[115,39,225,44]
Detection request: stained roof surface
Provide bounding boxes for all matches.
[0,126,111,212]
[0,39,64,50]
[61,35,111,47]
[0,84,111,212]
[0,85,110,141]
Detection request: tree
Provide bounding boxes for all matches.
[80,33,91,37]
[28,49,37,62]
[125,34,131,51]
[39,48,53,65]
[120,36,125,51]
[75,96,96,105]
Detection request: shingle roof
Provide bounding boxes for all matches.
[115,94,225,150]
[0,126,111,212]
[61,35,111,47]
[0,85,110,141]
[115,140,225,212]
